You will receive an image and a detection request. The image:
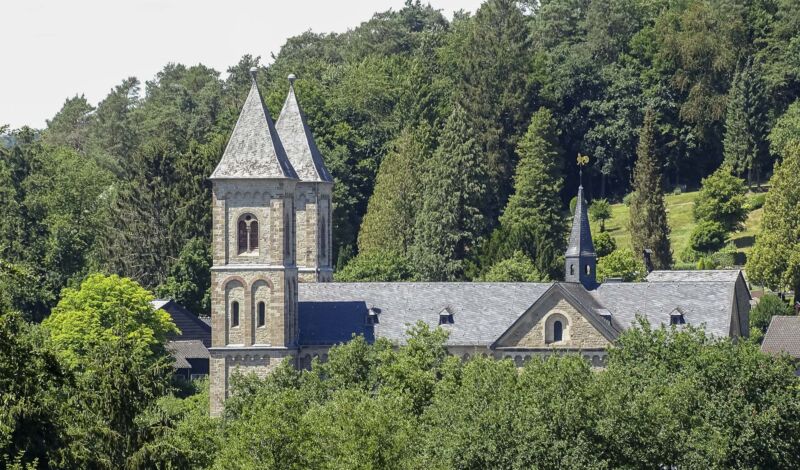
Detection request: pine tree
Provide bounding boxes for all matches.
[412,103,488,281]
[628,108,672,269]
[747,142,800,306]
[489,107,566,279]
[357,125,431,256]
[723,59,771,186]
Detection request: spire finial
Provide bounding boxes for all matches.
[577,152,589,188]
[249,66,258,82]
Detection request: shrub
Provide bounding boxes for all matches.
[335,251,416,282]
[680,245,703,263]
[597,249,645,282]
[746,193,766,211]
[696,256,717,270]
[593,232,617,258]
[690,220,727,253]
[711,243,737,268]
[480,250,544,282]
[623,191,636,207]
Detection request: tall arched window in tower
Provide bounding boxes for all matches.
[237,214,259,254]
[231,301,240,327]
[257,301,266,328]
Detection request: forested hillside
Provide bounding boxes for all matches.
[2,0,800,318]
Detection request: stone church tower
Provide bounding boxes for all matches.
[208,69,300,416]
[275,74,334,282]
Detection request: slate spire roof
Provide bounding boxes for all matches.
[275,74,333,183]
[210,68,297,180]
[566,185,596,258]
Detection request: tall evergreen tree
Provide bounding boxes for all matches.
[486,108,566,279]
[448,0,533,222]
[412,103,488,281]
[358,125,431,256]
[628,108,672,269]
[723,59,771,186]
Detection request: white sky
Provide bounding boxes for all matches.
[0,0,484,130]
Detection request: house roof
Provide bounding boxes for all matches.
[761,316,800,358]
[298,276,743,347]
[565,185,595,258]
[210,69,297,180]
[166,340,209,369]
[592,281,737,338]
[646,270,743,283]
[299,282,552,346]
[275,75,333,183]
[151,299,212,347]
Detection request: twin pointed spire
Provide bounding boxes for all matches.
[275,74,333,183]
[211,68,297,179]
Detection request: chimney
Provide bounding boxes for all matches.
[642,249,654,273]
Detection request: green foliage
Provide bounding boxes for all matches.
[593,231,617,258]
[746,192,766,210]
[689,220,727,253]
[597,248,645,282]
[157,237,212,315]
[749,294,793,342]
[589,198,611,231]
[693,166,748,232]
[43,273,177,369]
[483,108,566,279]
[335,251,416,282]
[723,59,771,185]
[628,109,672,269]
[769,99,800,159]
[480,250,545,282]
[412,103,488,281]
[747,143,800,303]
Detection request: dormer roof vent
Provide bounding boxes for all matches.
[367,307,380,325]
[669,307,686,325]
[438,307,454,325]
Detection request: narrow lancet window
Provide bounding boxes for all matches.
[231,301,240,327]
[257,301,266,327]
[553,320,563,342]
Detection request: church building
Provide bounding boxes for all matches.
[208,69,751,416]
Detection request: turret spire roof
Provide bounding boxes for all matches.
[211,68,297,179]
[566,185,596,258]
[275,74,333,183]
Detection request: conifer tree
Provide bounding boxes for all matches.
[412,103,488,281]
[487,108,566,279]
[358,125,431,256]
[723,59,770,186]
[628,108,672,269]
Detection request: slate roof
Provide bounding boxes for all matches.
[299,282,552,346]
[566,186,595,258]
[646,270,743,283]
[593,281,736,337]
[152,299,212,347]
[275,75,333,183]
[761,316,800,358]
[167,340,210,369]
[298,277,744,347]
[210,69,297,180]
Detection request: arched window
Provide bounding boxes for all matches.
[545,313,568,344]
[237,214,259,254]
[569,264,575,276]
[553,320,563,342]
[257,301,266,328]
[231,301,240,327]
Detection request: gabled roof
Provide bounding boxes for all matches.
[210,69,297,180]
[566,185,595,258]
[491,282,624,348]
[151,299,211,347]
[761,316,800,358]
[275,75,333,183]
[167,340,210,369]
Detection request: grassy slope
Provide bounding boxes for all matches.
[590,190,762,264]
